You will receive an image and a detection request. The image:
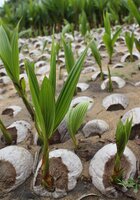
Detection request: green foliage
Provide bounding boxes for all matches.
[25,45,88,188]
[118,176,140,193]
[112,118,133,183]
[90,40,103,80]
[0,24,19,83]
[0,24,35,122]
[127,0,140,26]
[103,12,122,64]
[54,47,88,131]
[62,37,75,73]
[62,20,74,35]
[79,10,90,36]
[0,0,140,35]
[49,35,57,94]
[107,65,113,92]
[125,31,134,61]
[66,102,89,147]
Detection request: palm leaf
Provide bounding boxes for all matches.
[112,27,122,46]
[90,40,102,67]
[103,33,113,58]
[66,102,89,137]
[63,37,75,73]
[11,24,20,82]
[25,60,40,100]
[53,46,88,133]
[0,26,13,79]
[25,61,44,136]
[125,32,134,54]
[39,77,55,137]
[103,12,111,36]
[127,0,140,26]
[49,35,56,94]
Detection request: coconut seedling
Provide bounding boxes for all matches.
[90,40,104,80]
[125,31,134,62]
[112,118,133,184]
[66,102,89,148]
[103,12,122,64]
[0,24,34,120]
[89,117,135,198]
[25,44,88,191]
[0,24,58,142]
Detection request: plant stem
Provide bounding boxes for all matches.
[107,65,113,92]
[114,154,121,173]
[99,65,104,81]
[109,56,112,64]
[14,82,43,140]
[0,119,12,144]
[71,135,78,149]
[112,154,123,183]
[130,53,134,62]
[41,139,54,191]
[14,82,35,120]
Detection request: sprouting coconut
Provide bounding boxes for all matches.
[33,149,83,198]
[24,41,88,196]
[89,118,137,198]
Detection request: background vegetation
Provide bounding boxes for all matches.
[0,0,140,36]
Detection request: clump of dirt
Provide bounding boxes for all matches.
[130,124,140,140]
[125,55,139,62]
[2,108,14,116]
[107,104,125,111]
[35,157,69,191]
[0,160,16,192]
[75,140,104,161]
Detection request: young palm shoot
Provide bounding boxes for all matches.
[112,118,133,184]
[66,102,89,148]
[0,24,34,120]
[25,45,88,191]
[90,40,103,80]
[103,12,122,64]
[125,32,134,62]
[0,25,58,141]
[0,118,12,145]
